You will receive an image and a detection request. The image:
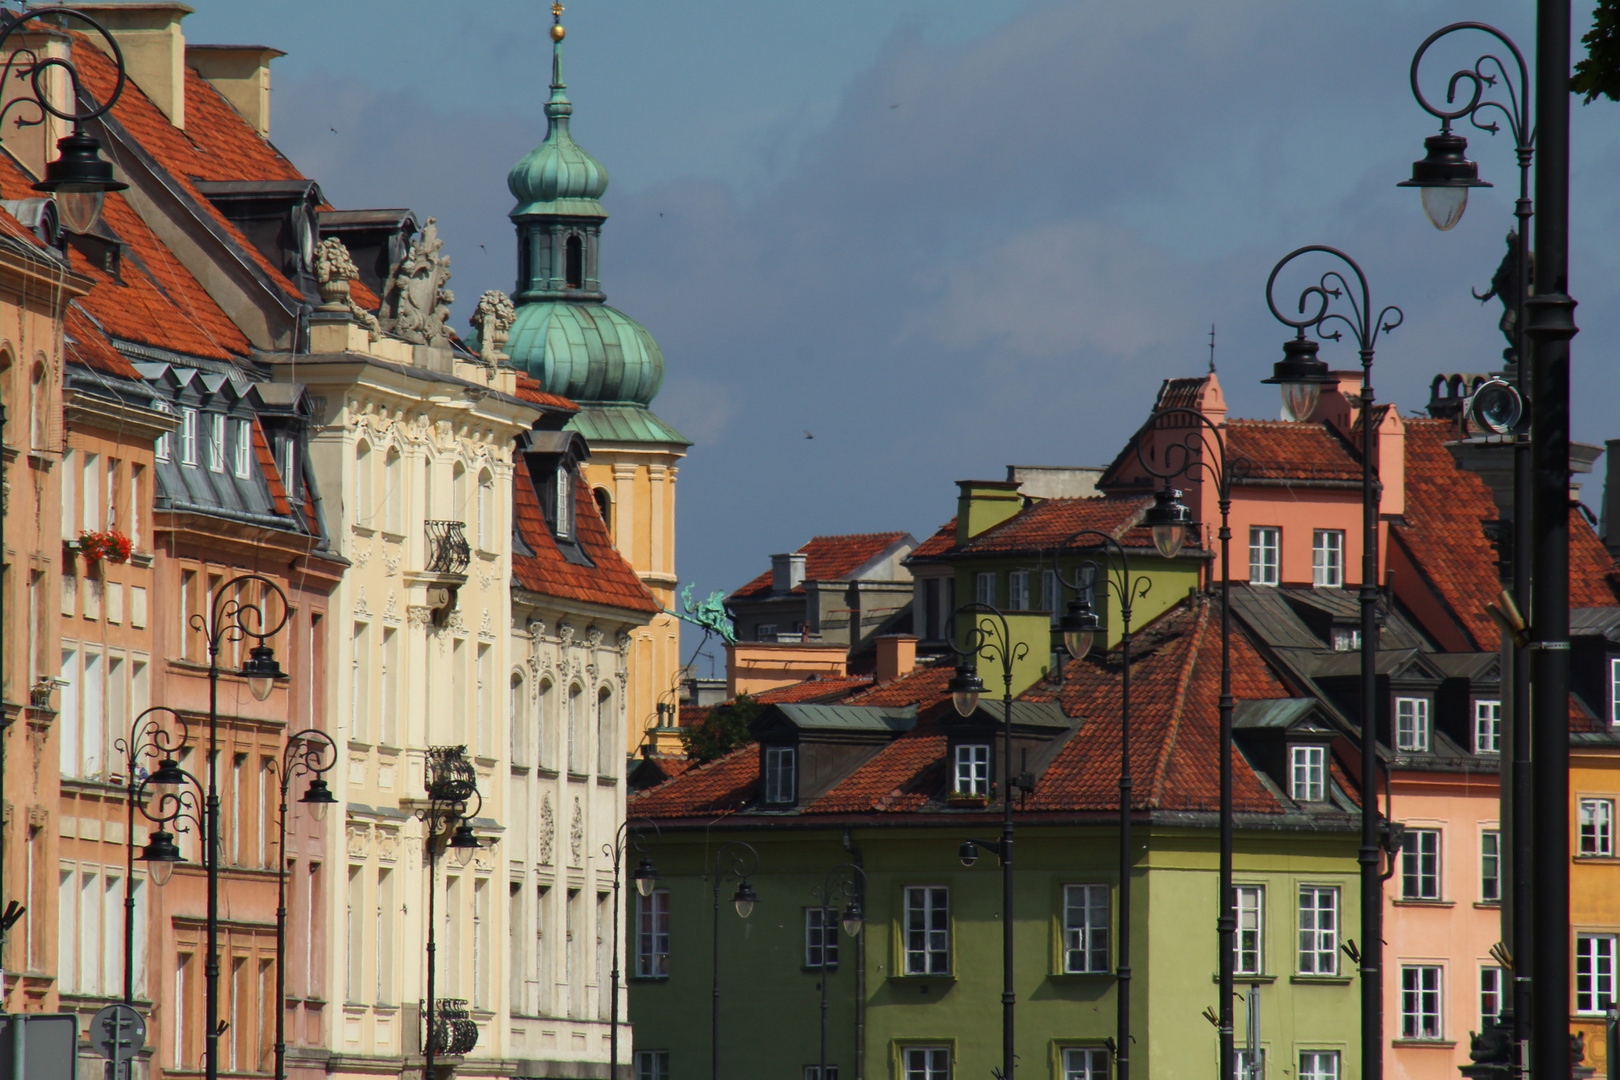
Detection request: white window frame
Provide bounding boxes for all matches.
[1249,526,1280,586]
[1402,828,1441,900]
[179,408,198,465]
[1297,884,1338,975]
[554,463,572,539]
[1007,570,1029,611]
[903,1046,950,1080]
[1480,965,1504,1028]
[1312,529,1344,587]
[1290,745,1326,803]
[233,418,253,479]
[1331,626,1361,652]
[1298,1051,1340,1080]
[953,744,990,797]
[804,906,839,969]
[903,886,950,975]
[976,572,995,607]
[1237,1049,1266,1080]
[1575,934,1617,1015]
[1234,884,1264,975]
[207,412,225,473]
[1473,699,1501,755]
[1579,798,1614,857]
[635,889,669,978]
[764,746,796,804]
[1395,697,1431,753]
[1611,657,1620,725]
[1481,830,1500,902]
[1400,964,1444,1039]
[1062,883,1110,974]
[1062,1047,1109,1080]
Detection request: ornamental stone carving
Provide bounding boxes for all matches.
[313,237,381,339]
[347,823,370,858]
[616,631,631,657]
[558,622,575,649]
[378,828,399,863]
[407,605,436,628]
[538,795,555,865]
[586,626,603,649]
[471,290,516,364]
[381,217,455,347]
[569,799,584,865]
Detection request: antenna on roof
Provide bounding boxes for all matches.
[1208,323,1216,374]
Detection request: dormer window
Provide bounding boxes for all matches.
[954,744,991,796]
[1289,745,1326,802]
[1395,697,1431,752]
[1331,626,1361,652]
[554,463,573,539]
[1610,658,1620,725]
[1473,700,1501,754]
[764,746,796,804]
[179,408,198,465]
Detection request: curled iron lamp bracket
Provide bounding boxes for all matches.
[1409,22,1530,148]
[0,7,127,133]
[1266,245,1404,357]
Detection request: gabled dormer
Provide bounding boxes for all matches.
[1232,698,1347,808]
[749,703,918,810]
[938,701,1075,803]
[1571,608,1620,730]
[522,428,591,559]
[1312,648,1449,757]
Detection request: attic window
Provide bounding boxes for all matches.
[764,746,796,804]
[1289,745,1326,802]
[593,487,612,532]
[1331,626,1361,652]
[954,744,991,796]
[554,463,573,539]
[565,234,583,289]
[1395,697,1431,753]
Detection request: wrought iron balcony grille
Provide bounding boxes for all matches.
[428,999,479,1055]
[424,520,470,575]
[425,745,477,804]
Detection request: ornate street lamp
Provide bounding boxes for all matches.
[946,602,1026,1080]
[415,746,483,1077]
[115,706,191,1004]
[605,819,661,1080]
[1265,245,1402,1080]
[810,863,867,1080]
[710,841,761,1080]
[0,7,131,234]
[269,730,338,1080]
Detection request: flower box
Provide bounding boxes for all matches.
[945,791,990,808]
[76,529,134,564]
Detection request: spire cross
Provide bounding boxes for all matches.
[552,2,564,20]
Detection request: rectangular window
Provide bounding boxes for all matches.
[207,413,225,472]
[1480,965,1504,1028]
[804,1068,840,1080]
[1042,570,1059,623]
[1312,530,1344,587]
[1234,885,1264,975]
[380,628,397,746]
[903,886,950,975]
[233,419,253,479]
[1299,1051,1340,1080]
[554,464,572,538]
[1062,1048,1109,1080]
[1063,884,1110,974]
[636,889,670,978]
[1402,829,1441,900]
[56,868,75,994]
[377,868,394,1005]
[764,746,796,804]
[1473,700,1501,755]
[176,410,197,466]
[1237,1050,1266,1080]
[1297,885,1338,975]
[903,1047,950,1080]
[976,572,995,606]
[1290,745,1326,803]
[1395,697,1430,753]
[154,409,172,462]
[1401,965,1443,1038]
[953,744,990,796]
[476,643,493,755]
[1576,935,1617,1015]
[636,1051,671,1080]
[1331,626,1361,652]
[1007,570,1029,611]
[351,622,369,742]
[1249,527,1280,586]
[1612,657,1620,725]
[805,906,839,969]
[346,864,364,1002]
[756,623,777,642]
[82,451,100,531]
[1579,798,1614,856]
[1481,830,1500,901]
[58,647,78,776]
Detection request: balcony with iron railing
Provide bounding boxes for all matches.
[424,520,471,575]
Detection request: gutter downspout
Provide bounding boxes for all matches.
[843,828,864,1080]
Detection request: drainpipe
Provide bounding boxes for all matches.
[843,828,865,1080]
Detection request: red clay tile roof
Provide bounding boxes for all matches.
[251,418,292,517]
[1393,418,1618,649]
[753,676,874,704]
[512,374,578,411]
[511,456,659,614]
[1225,420,1362,482]
[1155,376,1210,412]
[64,305,138,379]
[951,495,1153,556]
[628,743,760,817]
[731,532,910,599]
[907,519,957,561]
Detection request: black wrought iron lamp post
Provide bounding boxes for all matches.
[810,862,866,1080]
[115,706,191,1005]
[605,819,661,1080]
[191,575,291,1080]
[1130,420,1235,1080]
[1264,246,1403,1080]
[415,746,483,1080]
[1050,535,1153,1080]
[269,730,338,1080]
[945,602,1027,1080]
[709,840,760,1080]
[0,6,131,234]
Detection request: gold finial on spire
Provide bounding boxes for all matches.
[551,1,565,40]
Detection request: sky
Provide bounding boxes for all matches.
[186,1,1620,666]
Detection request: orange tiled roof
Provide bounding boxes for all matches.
[64,305,138,379]
[250,418,292,517]
[951,495,1152,556]
[752,675,874,705]
[513,373,578,411]
[511,455,659,614]
[1225,420,1362,482]
[908,519,957,561]
[731,532,910,599]
[1393,418,1618,649]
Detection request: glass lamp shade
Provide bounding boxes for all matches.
[54,191,103,237]
[946,664,984,718]
[1058,598,1102,661]
[148,858,174,888]
[732,880,759,919]
[300,778,337,822]
[841,903,864,938]
[632,856,660,898]
[147,757,188,791]
[1420,186,1469,232]
[139,829,183,886]
[32,130,127,235]
[240,645,285,702]
[449,822,480,867]
[1144,488,1193,561]
[1280,382,1322,423]
[1263,335,1334,423]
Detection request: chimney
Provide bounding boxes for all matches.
[72,3,193,128]
[874,635,917,685]
[186,44,285,137]
[771,552,806,593]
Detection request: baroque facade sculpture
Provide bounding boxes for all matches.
[472,290,517,364]
[381,217,455,346]
[313,237,380,339]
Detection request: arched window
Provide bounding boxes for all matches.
[510,671,525,764]
[564,234,583,289]
[29,360,48,450]
[567,684,584,774]
[477,469,494,550]
[537,677,553,769]
[452,462,467,524]
[384,448,402,533]
[354,441,372,526]
[592,487,612,533]
[0,351,11,448]
[596,687,616,777]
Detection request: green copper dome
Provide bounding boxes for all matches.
[508,36,608,218]
[507,301,663,405]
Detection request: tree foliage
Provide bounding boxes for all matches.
[1573,0,1620,104]
[679,694,762,764]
